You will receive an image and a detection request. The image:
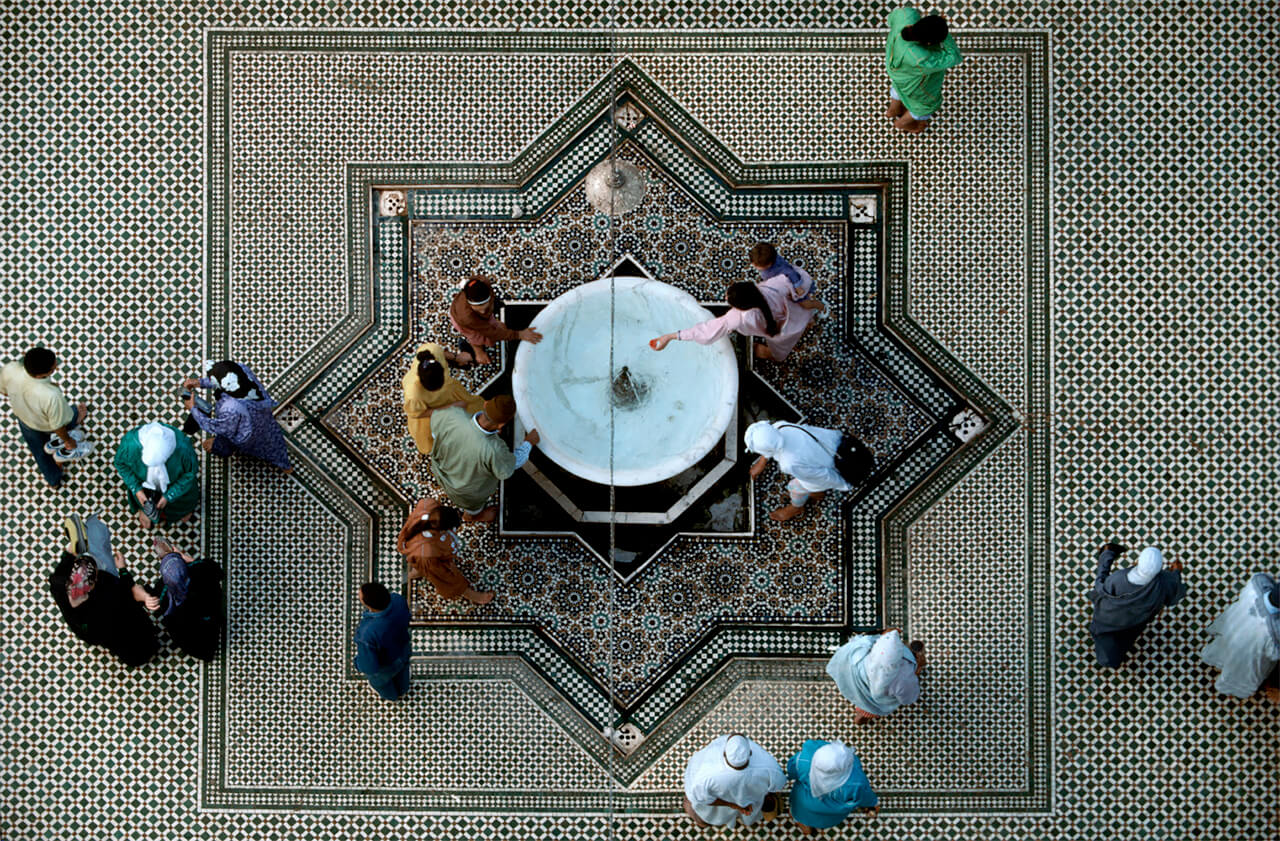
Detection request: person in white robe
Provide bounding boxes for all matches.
[1201,573,1280,698]
[744,420,852,522]
[682,734,786,827]
[826,629,924,724]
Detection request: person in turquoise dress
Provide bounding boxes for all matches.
[885,7,963,134]
[113,421,200,528]
[787,739,879,834]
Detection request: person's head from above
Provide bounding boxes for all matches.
[479,394,516,430]
[416,350,446,391]
[66,556,98,607]
[726,282,780,336]
[359,581,391,612]
[463,276,494,310]
[743,420,783,459]
[748,242,778,270]
[404,503,462,541]
[207,360,259,400]
[902,14,948,47]
[23,346,56,378]
[1127,546,1164,587]
[722,733,751,770]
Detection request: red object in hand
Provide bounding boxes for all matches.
[649,339,658,349]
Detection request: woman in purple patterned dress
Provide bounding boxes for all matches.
[180,360,292,472]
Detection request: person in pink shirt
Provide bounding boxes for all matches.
[649,279,816,362]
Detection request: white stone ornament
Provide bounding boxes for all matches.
[378,189,407,217]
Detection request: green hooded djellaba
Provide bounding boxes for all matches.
[885,6,964,117]
[114,422,201,521]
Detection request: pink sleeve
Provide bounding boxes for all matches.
[677,309,747,345]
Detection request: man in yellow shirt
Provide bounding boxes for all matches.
[0,347,91,488]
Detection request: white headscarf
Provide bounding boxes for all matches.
[138,422,176,493]
[866,630,921,706]
[744,421,784,458]
[723,734,752,769]
[809,740,856,798]
[1127,546,1164,587]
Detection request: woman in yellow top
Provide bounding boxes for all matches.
[402,343,485,455]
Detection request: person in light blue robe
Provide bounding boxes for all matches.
[787,739,879,833]
[826,629,922,723]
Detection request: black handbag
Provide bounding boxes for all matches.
[781,424,875,487]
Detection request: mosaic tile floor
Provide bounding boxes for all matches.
[2,3,1277,840]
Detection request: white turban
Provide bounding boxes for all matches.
[138,422,176,493]
[744,421,783,458]
[723,734,752,770]
[809,740,855,798]
[866,630,921,706]
[1127,546,1164,587]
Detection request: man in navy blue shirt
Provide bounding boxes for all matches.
[354,582,412,700]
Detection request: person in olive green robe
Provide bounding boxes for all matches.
[885,7,963,134]
[428,396,538,522]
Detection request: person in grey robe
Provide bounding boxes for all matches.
[1201,572,1280,699]
[1089,543,1186,668]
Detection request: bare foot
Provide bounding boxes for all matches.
[886,99,906,120]
[752,343,774,360]
[136,511,153,529]
[467,590,496,605]
[473,347,492,365]
[854,710,875,725]
[463,505,498,523]
[1266,686,1280,705]
[809,491,826,504]
[798,823,814,836]
[769,504,805,522]
[181,513,195,523]
[281,467,294,474]
[894,114,930,134]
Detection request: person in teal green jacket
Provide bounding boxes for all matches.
[787,739,878,834]
[885,7,963,134]
[113,421,200,528]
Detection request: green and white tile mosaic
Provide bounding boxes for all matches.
[1,2,1276,840]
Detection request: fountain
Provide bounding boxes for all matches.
[511,265,738,488]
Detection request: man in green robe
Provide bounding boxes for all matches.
[885,7,963,134]
[428,395,538,523]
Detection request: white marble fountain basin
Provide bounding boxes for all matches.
[511,275,738,487]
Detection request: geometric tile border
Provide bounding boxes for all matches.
[204,30,1049,813]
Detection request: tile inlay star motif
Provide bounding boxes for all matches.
[319,88,974,724]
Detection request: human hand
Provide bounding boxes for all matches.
[182,377,199,389]
[156,496,168,511]
[136,490,148,506]
[525,429,540,446]
[748,456,768,479]
[739,803,753,816]
[519,328,543,344]
[454,350,473,366]
[649,334,674,351]
[132,584,160,610]
[112,550,127,570]
[864,805,880,818]
[183,396,194,411]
